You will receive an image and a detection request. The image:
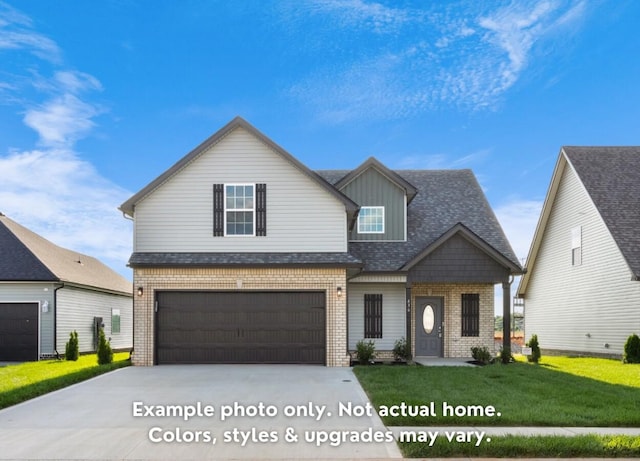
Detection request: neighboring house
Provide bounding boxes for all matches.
[0,214,133,361]
[120,117,522,366]
[517,147,640,357]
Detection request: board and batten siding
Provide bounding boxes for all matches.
[57,286,133,353]
[342,168,406,241]
[524,164,640,356]
[347,283,406,350]
[134,128,348,253]
[0,282,55,356]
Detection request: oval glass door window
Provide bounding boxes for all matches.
[423,305,435,334]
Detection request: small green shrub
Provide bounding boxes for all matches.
[355,339,376,365]
[623,334,640,364]
[470,346,492,364]
[65,330,79,361]
[393,337,410,361]
[497,346,514,364]
[97,329,113,365]
[527,334,541,363]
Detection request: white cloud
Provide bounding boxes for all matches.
[0,1,61,63]
[288,1,590,121]
[303,0,411,34]
[0,2,132,278]
[23,93,102,147]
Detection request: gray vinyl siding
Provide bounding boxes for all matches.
[348,283,406,350]
[408,234,510,283]
[134,128,348,253]
[0,282,55,356]
[57,286,133,353]
[342,168,406,241]
[524,165,640,356]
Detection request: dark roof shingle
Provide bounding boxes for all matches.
[564,146,640,278]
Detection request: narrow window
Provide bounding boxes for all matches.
[571,226,582,266]
[364,294,383,338]
[358,206,385,234]
[111,309,121,334]
[461,294,479,337]
[225,184,254,236]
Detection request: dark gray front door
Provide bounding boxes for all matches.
[155,291,326,364]
[415,297,443,357]
[0,303,39,361]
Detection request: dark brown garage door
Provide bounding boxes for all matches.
[155,291,326,364]
[0,303,38,361]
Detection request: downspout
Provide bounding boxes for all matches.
[122,211,135,360]
[53,282,65,359]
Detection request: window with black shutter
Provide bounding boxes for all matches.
[364,294,383,339]
[213,183,266,236]
[461,293,480,337]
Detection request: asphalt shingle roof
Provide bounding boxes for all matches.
[563,146,640,278]
[0,214,132,294]
[317,169,521,272]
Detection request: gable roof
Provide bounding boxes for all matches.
[318,169,522,273]
[518,146,640,295]
[334,156,418,204]
[119,116,359,222]
[0,214,132,295]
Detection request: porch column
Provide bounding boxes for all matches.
[502,280,511,353]
[405,286,412,359]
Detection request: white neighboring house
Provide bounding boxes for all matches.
[517,147,640,357]
[0,213,133,361]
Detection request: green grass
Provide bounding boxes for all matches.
[400,434,640,458]
[0,352,130,410]
[353,356,640,427]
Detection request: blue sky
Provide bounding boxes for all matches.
[1,0,639,297]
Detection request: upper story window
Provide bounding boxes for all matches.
[213,183,267,237]
[225,184,254,236]
[358,206,385,234]
[571,225,582,266]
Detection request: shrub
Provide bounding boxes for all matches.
[470,346,492,364]
[393,337,410,361]
[498,346,514,364]
[527,334,541,363]
[355,339,376,365]
[65,330,79,361]
[97,329,113,365]
[623,334,640,364]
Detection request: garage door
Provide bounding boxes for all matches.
[0,303,38,361]
[156,291,326,364]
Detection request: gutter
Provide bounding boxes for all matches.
[53,282,65,358]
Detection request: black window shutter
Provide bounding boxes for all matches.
[256,183,267,236]
[364,294,383,339]
[213,184,224,236]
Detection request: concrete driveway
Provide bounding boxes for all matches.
[0,365,401,460]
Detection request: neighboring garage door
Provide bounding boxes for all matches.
[156,291,326,364]
[0,303,38,361]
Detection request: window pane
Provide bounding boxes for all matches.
[423,305,434,334]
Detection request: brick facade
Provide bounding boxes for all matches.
[411,283,495,358]
[131,267,349,367]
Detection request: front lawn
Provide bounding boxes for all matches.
[0,352,130,410]
[400,434,640,458]
[353,356,640,427]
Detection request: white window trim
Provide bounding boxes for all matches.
[224,183,256,237]
[358,206,385,234]
[571,225,582,266]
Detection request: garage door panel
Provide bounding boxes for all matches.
[0,303,38,361]
[156,291,326,364]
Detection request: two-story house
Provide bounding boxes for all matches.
[120,117,522,366]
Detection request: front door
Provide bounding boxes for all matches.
[415,297,443,357]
